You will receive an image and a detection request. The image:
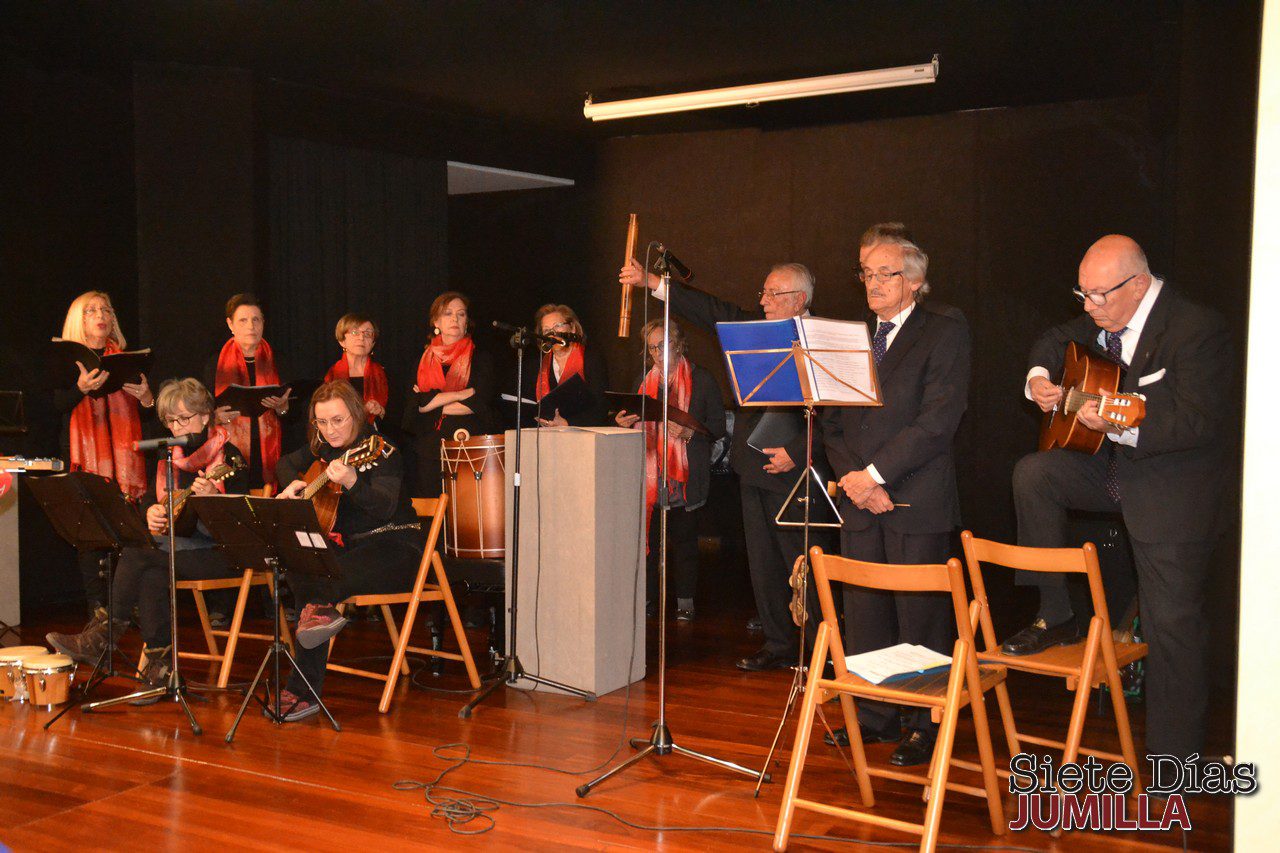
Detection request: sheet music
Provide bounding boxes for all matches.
[796,317,879,404]
[845,643,952,684]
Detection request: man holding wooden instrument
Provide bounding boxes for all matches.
[1010,234,1232,762]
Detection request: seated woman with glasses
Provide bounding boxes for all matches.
[47,378,248,701]
[272,380,424,721]
[324,313,390,426]
[614,318,725,622]
[525,303,609,427]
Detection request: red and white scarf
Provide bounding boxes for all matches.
[214,337,282,488]
[155,425,232,503]
[68,340,146,500]
[640,357,692,543]
[416,335,474,429]
[325,354,389,424]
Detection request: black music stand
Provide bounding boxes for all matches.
[24,472,153,729]
[187,495,342,741]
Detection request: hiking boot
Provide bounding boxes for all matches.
[46,607,129,666]
[130,645,172,706]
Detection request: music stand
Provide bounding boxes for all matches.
[187,494,342,741]
[717,324,881,794]
[24,472,154,729]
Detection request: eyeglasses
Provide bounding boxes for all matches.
[83,306,115,318]
[163,412,199,428]
[857,269,904,285]
[312,414,351,430]
[344,329,376,339]
[646,343,668,353]
[758,289,802,301]
[1073,274,1137,306]
[544,322,573,333]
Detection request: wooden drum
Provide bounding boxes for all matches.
[22,653,76,708]
[440,432,506,559]
[0,646,48,702]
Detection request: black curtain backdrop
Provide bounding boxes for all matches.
[267,136,448,428]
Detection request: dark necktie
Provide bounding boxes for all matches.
[872,321,895,365]
[1103,327,1127,503]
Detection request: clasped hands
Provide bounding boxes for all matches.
[838,468,895,515]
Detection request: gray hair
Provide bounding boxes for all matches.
[860,222,913,247]
[156,378,214,422]
[770,262,815,308]
[864,233,931,300]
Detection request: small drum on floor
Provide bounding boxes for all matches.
[440,431,506,559]
[22,653,76,708]
[0,646,48,702]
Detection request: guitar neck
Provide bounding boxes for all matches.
[302,471,332,501]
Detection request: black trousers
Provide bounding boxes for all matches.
[646,504,701,603]
[840,523,953,735]
[78,549,110,609]
[287,529,424,700]
[1013,448,1215,759]
[109,539,239,648]
[739,481,831,658]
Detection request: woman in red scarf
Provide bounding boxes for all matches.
[615,318,725,623]
[47,378,248,699]
[53,291,152,611]
[527,303,608,427]
[401,291,494,497]
[205,293,291,494]
[324,313,389,424]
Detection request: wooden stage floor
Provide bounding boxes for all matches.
[0,591,1232,851]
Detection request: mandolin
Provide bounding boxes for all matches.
[1039,341,1147,454]
[168,457,247,535]
[299,435,387,533]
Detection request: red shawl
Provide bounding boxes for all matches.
[535,343,585,400]
[325,355,389,423]
[155,425,231,503]
[68,341,146,500]
[639,357,692,546]
[214,337,282,488]
[416,335,474,430]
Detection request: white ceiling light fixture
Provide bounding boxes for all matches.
[583,55,939,122]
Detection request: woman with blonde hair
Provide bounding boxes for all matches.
[324,313,389,424]
[53,290,153,611]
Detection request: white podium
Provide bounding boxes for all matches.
[0,473,18,626]
[504,426,645,697]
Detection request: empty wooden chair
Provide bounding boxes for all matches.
[774,547,1007,853]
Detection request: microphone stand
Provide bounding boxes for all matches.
[577,268,764,797]
[85,446,202,734]
[460,324,597,717]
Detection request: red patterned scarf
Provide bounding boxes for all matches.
[214,337,282,488]
[68,340,146,500]
[640,357,692,544]
[416,335,474,429]
[155,425,231,503]
[535,343,585,400]
[325,355,389,423]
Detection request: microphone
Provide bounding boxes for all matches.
[654,243,694,283]
[492,320,570,350]
[134,434,197,452]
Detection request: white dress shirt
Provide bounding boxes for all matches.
[865,303,917,485]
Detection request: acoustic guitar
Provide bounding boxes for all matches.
[299,435,387,533]
[168,457,247,535]
[1039,341,1147,454]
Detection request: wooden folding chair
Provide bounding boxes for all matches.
[324,495,481,713]
[774,547,1007,853]
[959,531,1147,794]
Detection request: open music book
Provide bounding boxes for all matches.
[49,339,153,397]
[715,316,881,406]
[845,643,953,684]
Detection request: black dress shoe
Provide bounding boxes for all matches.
[823,726,900,748]
[1001,617,1082,656]
[746,616,763,633]
[735,649,792,672]
[890,730,935,767]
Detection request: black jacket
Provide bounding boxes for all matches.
[276,434,417,539]
[1028,284,1231,543]
[401,347,496,441]
[821,303,971,534]
[666,283,814,494]
[524,346,610,427]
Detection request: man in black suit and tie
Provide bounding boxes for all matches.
[821,227,972,767]
[1007,234,1231,763]
[619,258,825,672]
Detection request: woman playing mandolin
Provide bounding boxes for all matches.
[47,378,248,700]
[274,380,424,721]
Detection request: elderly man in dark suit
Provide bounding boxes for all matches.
[821,228,972,767]
[1008,234,1231,763]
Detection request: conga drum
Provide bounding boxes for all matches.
[22,653,76,708]
[439,432,506,559]
[0,646,48,702]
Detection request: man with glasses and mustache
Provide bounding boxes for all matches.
[1009,234,1232,767]
[619,257,827,672]
[818,225,971,767]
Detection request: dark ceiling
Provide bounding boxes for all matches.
[3,1,1207,142]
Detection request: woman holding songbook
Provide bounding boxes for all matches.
[53,291,153,611]
[324,313,389,425]
[402,291,493,497]
[204,293,292,494]
[47,378,248,700]
[272,380,423,721]
[527,303,608,427]
[615,318,725,622]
